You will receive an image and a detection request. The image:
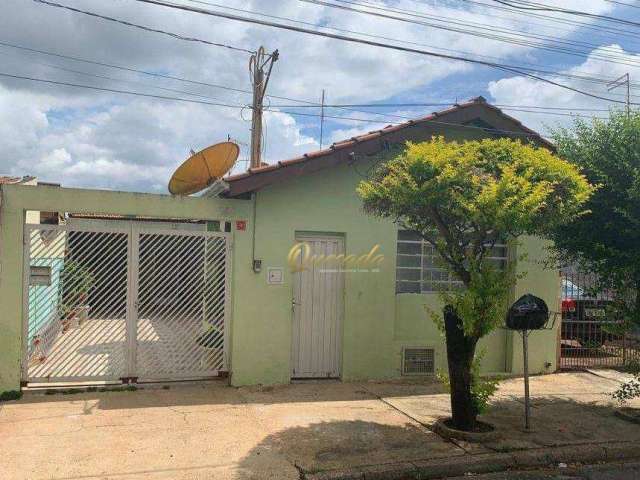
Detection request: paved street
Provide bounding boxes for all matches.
[448,461,640,479]
[2,371,640,479]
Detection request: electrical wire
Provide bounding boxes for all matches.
[357,0,640,60]
[603,0,640,9]
[455,0,640,40]
[0,39,419,122]
[0,48,247,105]
[31,0,255,54]
[1,42,618,120]
[126,0,638,105]
[27,0,640,94]
[183,0,640,93]
[490,0,640,28]
[1,70,596,137]
[270,102,611,112]
[302,0,640,68]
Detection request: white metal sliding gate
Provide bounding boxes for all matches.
[23,223,230,384]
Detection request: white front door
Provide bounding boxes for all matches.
[291,235,344,379]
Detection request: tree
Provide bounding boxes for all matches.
[357,137,592,431]
[551,112,640,328]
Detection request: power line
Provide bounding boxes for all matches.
[272,102,612,112]
[0,70,412,124]
[26,0,640,92]
[373,0,640,63]
[303,0,640,68]
[1,41,619,119]
[31,0,254,54]
[127,0,637,105]
[456,0,640,40]
[0,48,245,104]
[603,0,640,9]
[0,39,425,122]
[184,0,640,91]
[454,0,640,41]
[490,0,640,28]
[1,70,592,137]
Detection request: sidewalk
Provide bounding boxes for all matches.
[1,371,638,480]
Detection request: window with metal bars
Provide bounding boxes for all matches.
[396,230,508,293]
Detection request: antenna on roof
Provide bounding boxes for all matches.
[320,89,326,150]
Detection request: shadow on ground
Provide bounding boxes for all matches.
[234,391,640,478]
[18,378,446,410]
[4,372,640,480]
[480,395,640,452]
[234,419,461,479]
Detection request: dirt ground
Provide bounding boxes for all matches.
[1,370,638,480]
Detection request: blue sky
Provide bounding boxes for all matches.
[1,0,639,192]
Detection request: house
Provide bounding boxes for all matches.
[0,97,559,393]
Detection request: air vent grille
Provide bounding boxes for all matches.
[402,347,435,375]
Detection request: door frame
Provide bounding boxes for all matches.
[291,233,345,379]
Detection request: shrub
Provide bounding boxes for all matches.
[438,352,500,416]
[0,390,22,402]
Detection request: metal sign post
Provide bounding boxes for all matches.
[522,329,531,430]
[505,294,555,432]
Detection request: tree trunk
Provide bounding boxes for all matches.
[444,306,478,431]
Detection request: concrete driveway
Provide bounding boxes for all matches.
[1,371,638,480]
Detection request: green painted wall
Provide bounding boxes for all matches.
[0,185,250,392]
[0,162,560,392]
[229,158,560,386]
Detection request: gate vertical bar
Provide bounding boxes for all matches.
[223,235,232,371]
[126,225,139,379]
[21,223,32,382]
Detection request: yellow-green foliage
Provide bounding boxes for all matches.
[358,137,593,241]
[358,136,593,339]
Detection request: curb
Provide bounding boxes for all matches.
[615,408,640,425]
[303,441,640,480]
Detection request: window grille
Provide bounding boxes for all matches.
[396,230,507,293]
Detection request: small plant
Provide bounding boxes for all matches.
[625,358,640,375]
[612,374,640,406]
[59,260,94,330]
[438,352,500,416]
[0,390,22,402]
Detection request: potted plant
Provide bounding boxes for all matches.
[58,260,94,332]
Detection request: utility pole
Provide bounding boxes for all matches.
[607,73,630,117]
[319,89,326,150]
[249,46,279,169]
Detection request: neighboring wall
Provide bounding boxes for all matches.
[0,185,249,392]
[230,157,560,386]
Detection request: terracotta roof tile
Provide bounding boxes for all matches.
[225,98,552,187]
[0,175,36,184]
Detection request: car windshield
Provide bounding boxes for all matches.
[562,278,585,299]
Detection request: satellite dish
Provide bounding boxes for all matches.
[168,141,239,195]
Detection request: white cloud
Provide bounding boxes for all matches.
[487,44,637,134]
[0,0,621,190]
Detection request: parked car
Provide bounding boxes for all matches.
[561,277,616,348]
